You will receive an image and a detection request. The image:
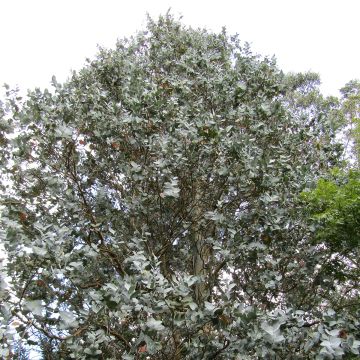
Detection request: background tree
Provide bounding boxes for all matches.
[298,79,360,359]
[1,14,359,359]
[301,169,360,316]
[339,80,360,167]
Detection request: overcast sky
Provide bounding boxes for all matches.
[1,0,359,97]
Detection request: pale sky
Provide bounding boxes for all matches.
[0,0,359,97]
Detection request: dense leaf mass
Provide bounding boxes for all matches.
[1,14,359,359]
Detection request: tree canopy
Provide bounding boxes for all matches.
[1,14,359,359]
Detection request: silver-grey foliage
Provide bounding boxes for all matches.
[0,14,359,359]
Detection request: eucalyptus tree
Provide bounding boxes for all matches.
[1,14,359,359]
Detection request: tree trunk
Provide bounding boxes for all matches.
[192,190,210,303]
